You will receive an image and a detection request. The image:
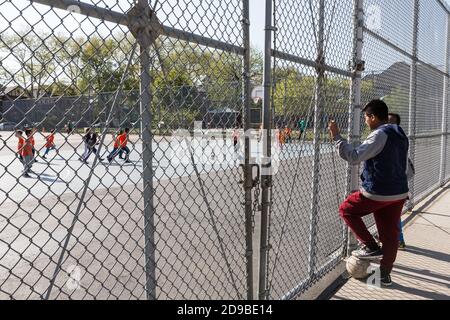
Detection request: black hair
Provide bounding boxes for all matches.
[124,128,130,133]
[388,113,401,125]
[16,130,23,135]
[25,129,32,136]
[362,99,389,121]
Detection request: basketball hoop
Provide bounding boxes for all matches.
[253,97,261,104]
[251,86,264,105]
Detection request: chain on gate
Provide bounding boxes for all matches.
[252,166,261,233]
[239,161,260,233]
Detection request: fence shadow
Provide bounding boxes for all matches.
[403,185,450,227]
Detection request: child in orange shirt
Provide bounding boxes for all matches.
[276,126,285,148]
[42,129,56,159]
[284,126,292,144]
[107,129,131,163]
[25,128,38,162]
[16,130,25,164]
[16,130,34,177]
[118,128,131,163]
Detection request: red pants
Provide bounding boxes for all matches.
[339,191,406,272]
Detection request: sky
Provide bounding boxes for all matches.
[249,0,265,50]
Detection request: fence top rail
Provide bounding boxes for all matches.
[271,50,353,78]
[27,0,245,56]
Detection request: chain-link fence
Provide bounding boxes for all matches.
[0,0,251,300]
[0,0,449,300]
[362,0,450,206]
[258,0,450,300]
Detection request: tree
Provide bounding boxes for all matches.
[1,29,265,130]
[382,86,409,113]
[0,29,57,98]
[148,42,261,129]
[273,67,317,120]
[250,47,263,84]
[271,68,376,134]
[48,35,85,96]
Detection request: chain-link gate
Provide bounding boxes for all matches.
[0,0,449,300]
[0,0,253,299]
[257,0,356,300]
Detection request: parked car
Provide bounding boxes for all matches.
[0,122,18,131]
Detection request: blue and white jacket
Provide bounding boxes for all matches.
[334,124,412,202]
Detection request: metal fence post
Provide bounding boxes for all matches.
[135,0,156,301]
[345,0,364,255]
[408,0,420,209]
[140,44,156,300]
[259,0,274,301]
[308,0,325,278]
[440,13,450,186]
[242,0,254,300]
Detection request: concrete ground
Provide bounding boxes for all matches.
[3,129,446,300]
[332,183,450,300]
[0,131,345,299]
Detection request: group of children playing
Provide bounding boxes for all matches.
[15,127,132,177]
[78,128,131,164]
[275,126,293,147]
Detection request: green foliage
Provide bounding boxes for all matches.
[1,29,57,97]
[382,86,409,114]
[43,82,79,97]
[5,29,355,132]
[77,34,139,93]
[272,69,357,119]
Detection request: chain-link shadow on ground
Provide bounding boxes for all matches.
[330,184,450,300]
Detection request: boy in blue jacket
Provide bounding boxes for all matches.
[329,100,409,286]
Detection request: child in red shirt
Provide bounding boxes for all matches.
[43,129,56,159]
[107,128,131,163]
[25,128,38,162]
[16,130,33,177]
